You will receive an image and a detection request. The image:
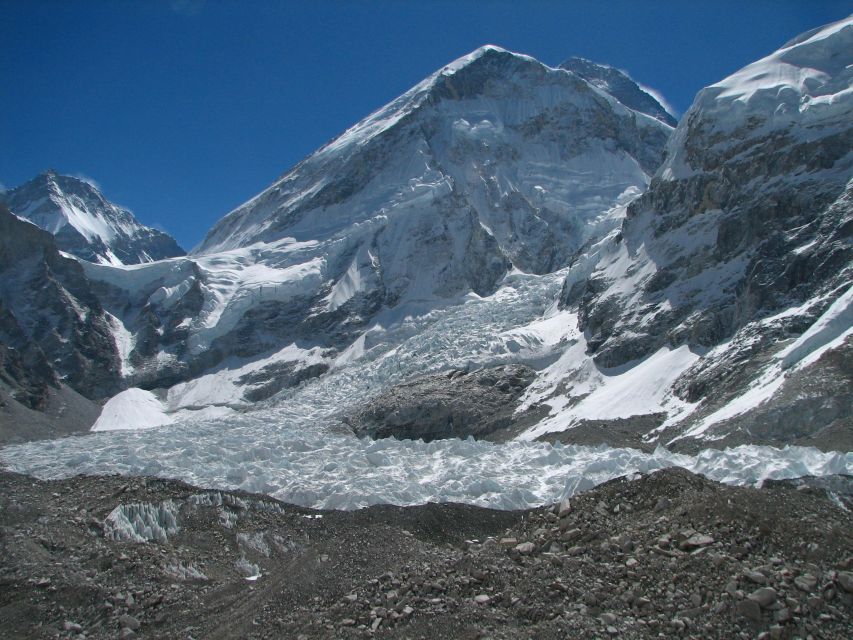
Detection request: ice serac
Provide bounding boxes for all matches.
[546,16,853,451]
[559,57,677,126]
[5,171,185,266]
[84,45,670,409]
[0,205,121,443]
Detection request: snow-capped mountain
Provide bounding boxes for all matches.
[80,46,672,407]
[3,18,850,461]
[5,171,184,266]
[524,16,853,451]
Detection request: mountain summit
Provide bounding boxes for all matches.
[4,172,184,265]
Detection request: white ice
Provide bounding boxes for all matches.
[3,269,851,511]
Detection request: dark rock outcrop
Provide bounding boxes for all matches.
[345,364,539,442]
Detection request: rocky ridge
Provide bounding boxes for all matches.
[519,16,853,451]
[0,205,120,443]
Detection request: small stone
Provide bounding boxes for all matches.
[837,571,853,593]
[474,594,491,605]
[342,593,357,603]
[774,607,791,623]
[680,534,714,550]
[371,618,382,631]
[736,598,763,621]
[514,542,536,555]
[63,621,83,633]
[499,537,518,547]
[561,527,582,541]
[748,587,777,609]
[340,619,356,626]
[795,574,818,592]
[119,630,136,640]
[626,557,639,568]
[600,612,617,624]
[743,569,768,584]
[118,614,140,631]
[557,497,572,518]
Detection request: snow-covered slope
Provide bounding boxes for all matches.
[5,171,185,266]
[82,45,671,408]
[533,16,853,451]
[559,57,677,126]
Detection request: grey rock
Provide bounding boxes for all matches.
[118,614,140,631]
[680,533,714,550]
[795,573,818,592]
[743,569,768,584]
[748,587,777,608]
[736,598,763,621]
[345,364,537,442]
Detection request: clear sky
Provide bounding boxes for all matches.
[1,1,850,251]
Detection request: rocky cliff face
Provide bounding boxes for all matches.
[5,172,184,266]
[0,205,122,441]
[545,17,853,450]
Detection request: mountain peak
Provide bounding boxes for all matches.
[559,56,676,126]
[6,172,185,265]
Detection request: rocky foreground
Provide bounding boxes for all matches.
[1,468,852,639]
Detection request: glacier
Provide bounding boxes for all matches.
[2,267,850,510]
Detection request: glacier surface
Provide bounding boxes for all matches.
[1,417,849,511]
[3,267,850,510]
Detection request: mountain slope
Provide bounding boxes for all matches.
[523,16,853,451]
[85,45,672,410]
[5,171,185,266]
[0,204,121,442]
[559,57,677,126]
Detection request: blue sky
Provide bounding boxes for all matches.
[1,1,849,251]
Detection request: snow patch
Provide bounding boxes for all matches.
[93,388,174,431]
